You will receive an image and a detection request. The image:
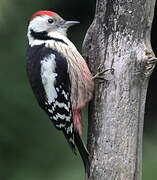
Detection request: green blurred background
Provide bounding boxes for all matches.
[0,0,157,179]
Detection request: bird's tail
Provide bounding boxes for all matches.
[74,131,90,176]
[63,130,90,176]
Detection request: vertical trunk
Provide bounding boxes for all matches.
[83,0,156,179]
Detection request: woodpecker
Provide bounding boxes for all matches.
[26,10,94,173]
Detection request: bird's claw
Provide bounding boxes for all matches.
[147,57,157,64]
[92,65,114,82]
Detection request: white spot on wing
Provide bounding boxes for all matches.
[69,137,74,144]
[66,124,73,134]
[56,124,65,128]
[41,54,57,104]
[53,113,71,122]
[62,90,68,100]
[54,101,69,112]
[48,109,53,113]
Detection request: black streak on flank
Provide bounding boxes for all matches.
[30,29,68,45]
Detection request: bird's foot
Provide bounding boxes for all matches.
[92,64,114,82]
[147,57,157,64]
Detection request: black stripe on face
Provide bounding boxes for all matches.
[30,29,68,45]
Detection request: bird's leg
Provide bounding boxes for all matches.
[92,64,114,82]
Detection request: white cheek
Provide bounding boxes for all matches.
[28,16,50,32]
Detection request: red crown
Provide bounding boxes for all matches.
[30,10,56,21]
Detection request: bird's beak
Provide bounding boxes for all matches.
[62,21,80,28]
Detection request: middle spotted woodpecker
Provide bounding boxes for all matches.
[26,10,94,173]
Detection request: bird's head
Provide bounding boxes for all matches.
[27,10,79,41]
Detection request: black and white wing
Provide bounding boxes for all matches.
[26,44,75,151]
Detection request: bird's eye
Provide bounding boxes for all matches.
[48,18,54,24]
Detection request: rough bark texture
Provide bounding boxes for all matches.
[82,0,156,180]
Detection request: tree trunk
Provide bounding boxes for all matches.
[82,0,156,180]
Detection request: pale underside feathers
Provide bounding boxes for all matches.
[46,32,94,107]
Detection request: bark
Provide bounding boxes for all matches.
[82,0,156,180]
